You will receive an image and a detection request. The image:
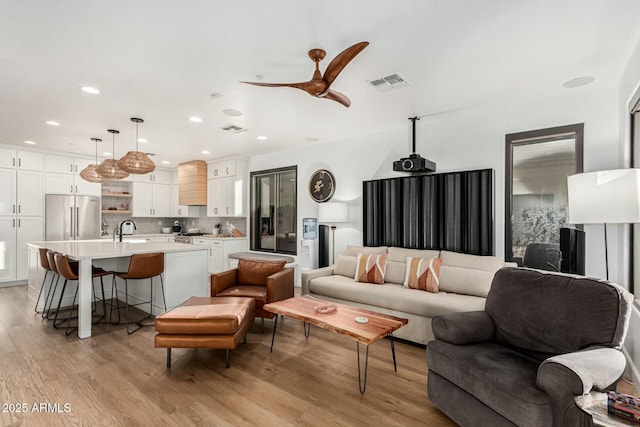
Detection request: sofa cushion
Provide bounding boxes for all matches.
[334,255,357,278]
[237,259,285,286]
[404,257,442,293]
[343,245,388,256]
[354,253,387,284]
[307,275,485,317]
[486,267,634,358]
[439,251,506,297]
[427,340,551,427]
[384,260,407,285]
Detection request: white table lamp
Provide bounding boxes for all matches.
[567,168,640,279]
[318,202,349,264]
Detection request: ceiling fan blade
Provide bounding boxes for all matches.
[241,81,309,90]
[322,41,369,85]
[321,89,351,107]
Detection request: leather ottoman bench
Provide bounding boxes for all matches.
[154,296,255,368]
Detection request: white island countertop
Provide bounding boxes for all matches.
[27,240,206,260]
[27,240,209,339]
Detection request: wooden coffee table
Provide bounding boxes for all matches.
[263,295,408,395]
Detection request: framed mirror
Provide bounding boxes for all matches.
[505,124,584,270]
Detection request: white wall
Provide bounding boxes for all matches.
[249,86,619,280]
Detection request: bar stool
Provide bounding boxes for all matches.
[52,253,112,335]
[35,248,55,314]
[42,250,63,320]
[111,252,166,334]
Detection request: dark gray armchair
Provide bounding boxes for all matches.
[427,267,633,427]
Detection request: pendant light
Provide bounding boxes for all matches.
[80,137,110,183]
[118,117,155,174]
[96,129,130,180]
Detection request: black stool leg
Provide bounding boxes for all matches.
[225,349,230,368]
[52,279,68,328]
[34,271,49,313]
[166,348,172,368]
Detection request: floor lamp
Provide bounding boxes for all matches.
[567,169,640,280]
[318,202,349,265]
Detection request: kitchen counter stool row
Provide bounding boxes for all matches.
[34,247,165,335]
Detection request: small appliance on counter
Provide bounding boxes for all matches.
[172,220,182,234]
[116,219,137,242]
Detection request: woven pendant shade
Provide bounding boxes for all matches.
[96,129,129,180]
[118,117,155,174]
[80,137,110,183]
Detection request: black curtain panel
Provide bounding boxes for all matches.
[362,169,494,256]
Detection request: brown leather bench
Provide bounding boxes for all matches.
[154,296,255,368]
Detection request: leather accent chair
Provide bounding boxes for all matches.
[210,259,294,332]
[427,267,633,427]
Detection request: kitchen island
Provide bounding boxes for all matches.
[27,240,209,339]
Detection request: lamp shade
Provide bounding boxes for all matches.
[318,202,349,223]
[567,169,640,224]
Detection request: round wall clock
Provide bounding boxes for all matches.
[309,169,335,202]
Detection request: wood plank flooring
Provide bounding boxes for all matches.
[0,285,453,426]
[0,284,636,426]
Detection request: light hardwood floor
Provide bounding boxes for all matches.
[0,285,454,426]
[1,285,637,426]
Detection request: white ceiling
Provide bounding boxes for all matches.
[1,0,640,166]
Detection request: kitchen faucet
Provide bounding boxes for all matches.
[115,219,137,242]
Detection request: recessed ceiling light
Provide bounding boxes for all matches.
[81,86,100,94]
[161,160,170,165]
[45,120,60,126]
[137,138,148,143]
[257,135,268,140]
[201,150,210,155]
[305,137,319,142]
[189,116,203,123]
[563,76,595,88]
[223,109,242,117]
[23,140,36,145]
[103,152,112,156]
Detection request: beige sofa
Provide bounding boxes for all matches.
[301,246,516,345]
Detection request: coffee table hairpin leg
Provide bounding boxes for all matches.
[356,342,370,395]
[390,334,397,372]
[303,322,311,337]
[269,314,279,352]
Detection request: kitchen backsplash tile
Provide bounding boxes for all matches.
[102,213,246,236]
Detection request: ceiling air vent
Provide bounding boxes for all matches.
[220,124,247,133]
[367,73,410,91]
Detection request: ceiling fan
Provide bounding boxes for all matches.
[241,41,369,107]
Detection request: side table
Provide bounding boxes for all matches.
[575,392,637,427]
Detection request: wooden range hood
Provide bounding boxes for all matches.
[178,160,207,205]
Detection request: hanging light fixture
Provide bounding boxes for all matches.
[96,129,130,180]
[118,117,155,174]
[80,137,110,183]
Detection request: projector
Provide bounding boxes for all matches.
[393,153,436,173]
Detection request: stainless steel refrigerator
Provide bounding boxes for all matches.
[45,194,101,241]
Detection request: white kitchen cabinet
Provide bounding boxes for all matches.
[206,157,246,218]
[132,181,170,217]
[0,151,44,284]
[207,176,245,217]
[192,237,247,273]
[0,202,43,283]
[16,216,43,280]
[133,169,171,185]
[0,168,16,216]
[0,217,17,282]
[45,154,102,196]
[17,171,43,216]
[170,170,201,217]
[0,149,44,171]
[208,159,237,179]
